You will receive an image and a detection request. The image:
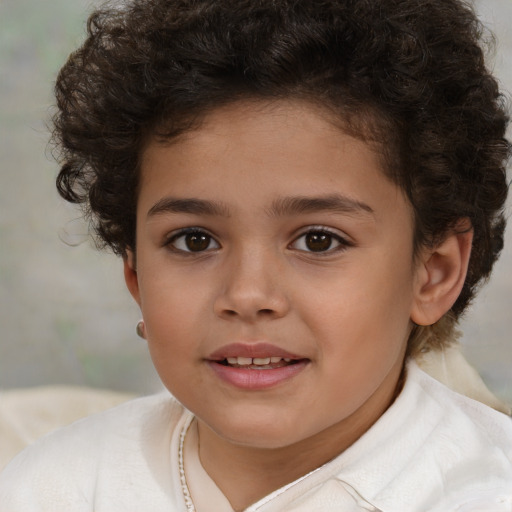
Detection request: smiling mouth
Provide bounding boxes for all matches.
[209,349,309,388]
[217,356,304,370]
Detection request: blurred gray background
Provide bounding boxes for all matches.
[0,0,511,400]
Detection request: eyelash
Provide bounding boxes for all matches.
[164,226,352,255]
[289,227,352,255]
[165,228,220,254]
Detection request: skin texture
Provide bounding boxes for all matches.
[124,100,472,509]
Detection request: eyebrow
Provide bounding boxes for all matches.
[147,197,231,218]
[268,194,374,217]
[146,194,374,219]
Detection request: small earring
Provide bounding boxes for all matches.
[136,320,146,339]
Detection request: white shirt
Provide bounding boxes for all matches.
[0,361,511,511]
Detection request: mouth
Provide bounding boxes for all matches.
[216,356,303,370]
[207,343,309,389]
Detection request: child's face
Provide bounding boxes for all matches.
[127,100,419,451]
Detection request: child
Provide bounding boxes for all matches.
[1,0,511,510]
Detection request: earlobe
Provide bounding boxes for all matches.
[123,250,141,306]
[411,223,473,326]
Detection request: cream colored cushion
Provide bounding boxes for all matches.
[0,386,134,470]
[415,343,511,415]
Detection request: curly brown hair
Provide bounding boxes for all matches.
[53,0,510,351]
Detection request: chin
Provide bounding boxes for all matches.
[223,429,301,450]
[204,411,308,449]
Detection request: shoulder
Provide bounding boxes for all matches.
[404,362,512,510]
[395,361,512,509]
[0,392,188,511]
[327,360,512,511]
[0,385,136,470]
[409,360,512,453]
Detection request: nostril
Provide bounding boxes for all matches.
[214,292,290,320]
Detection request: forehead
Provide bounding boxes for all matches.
[138,100,410,223]
[145,98,392,166]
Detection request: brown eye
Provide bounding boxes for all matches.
[305,232,333,252]
[290,228,348,254]
[169,230,219,252]
[185,233,211,251]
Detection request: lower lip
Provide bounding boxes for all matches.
[207,360,308,390]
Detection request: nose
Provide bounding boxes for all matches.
[213,248,290,322]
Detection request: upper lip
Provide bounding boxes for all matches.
[207,343,304,361]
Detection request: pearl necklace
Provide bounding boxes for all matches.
[176,415,383,512]
[178,417,196,512]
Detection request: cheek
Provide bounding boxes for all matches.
[142,296,206,401]
[140,261,210,324]
[138,276,208,367]
[305,259,415,351]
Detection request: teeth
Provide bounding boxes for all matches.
[253,357,271,365]
[225,356,291,366]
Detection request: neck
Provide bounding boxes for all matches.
[196,363,405,511]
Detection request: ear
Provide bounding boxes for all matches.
[123,249,141,306]
[411,222,473,326]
